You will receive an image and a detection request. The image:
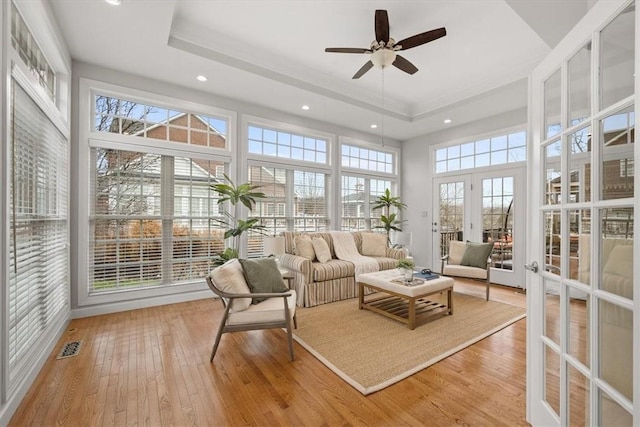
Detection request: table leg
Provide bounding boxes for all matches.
[448,288,453,315]
[358,282,364,309]
[408,297,416,330]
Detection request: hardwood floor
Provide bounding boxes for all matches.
[10,280,531,426]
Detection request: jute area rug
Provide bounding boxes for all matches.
[292,291,526,395]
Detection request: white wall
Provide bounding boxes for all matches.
[401,107,527,269]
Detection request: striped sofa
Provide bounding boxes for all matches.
[279,231,406,307]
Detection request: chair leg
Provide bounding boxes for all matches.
[285,317,295,361]
[210,314,229,362]
[293,313,297,329]
[485,281,490,301]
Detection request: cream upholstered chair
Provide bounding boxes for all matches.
[440,240,492,300]
[206,259,297,362]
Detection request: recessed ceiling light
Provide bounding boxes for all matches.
[196,75,207,82]
[301,105,310,110]
[370,124,378,129]
[443,119,452,124]
[105,0,122,5]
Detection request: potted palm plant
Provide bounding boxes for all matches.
[211,173,267,265]
[372,188,407,246]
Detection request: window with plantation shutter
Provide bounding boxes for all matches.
[8,79,69,385]
[246,165,329,259]
[89,147,227,293]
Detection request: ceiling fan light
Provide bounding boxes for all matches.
[371,49,396,68]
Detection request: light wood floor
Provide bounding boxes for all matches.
[10,279,531,426]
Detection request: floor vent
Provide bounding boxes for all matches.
[57,340,83,359]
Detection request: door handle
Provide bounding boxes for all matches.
[524,261,539,273]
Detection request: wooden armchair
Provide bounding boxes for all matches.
[206,273,297,362]
[440,240,492,300]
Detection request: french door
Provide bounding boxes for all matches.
[527,1,637,425]
[432,167,525,288]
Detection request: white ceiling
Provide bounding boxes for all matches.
[49,0,591,141]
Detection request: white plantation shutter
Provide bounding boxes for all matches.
[8,79,69,383]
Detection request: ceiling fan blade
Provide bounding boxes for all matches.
[397,27,447,50]
[352,61,374,79]
[392,55,418,75]
[375,10,390,43]
[325,47,370,54]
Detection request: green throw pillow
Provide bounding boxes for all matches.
[460,242,494,269]
[239,258,288,303]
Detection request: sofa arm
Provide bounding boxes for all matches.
[279,254,312,283]
[386,247,408,260]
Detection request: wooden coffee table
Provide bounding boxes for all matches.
[357,270,454,330]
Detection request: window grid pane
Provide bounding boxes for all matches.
[248,125,327,165]
[341,144,394,173]
[95,95,228,149]
[434,130,527,173]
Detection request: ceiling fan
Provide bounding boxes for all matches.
[325,10,446,79]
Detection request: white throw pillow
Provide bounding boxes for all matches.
[311,237,332,263]
[294,235,316,260]
[360,233,387,257]
[209,258,251,312]
[448,241,467,265]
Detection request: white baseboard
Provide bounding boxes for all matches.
[71,289,213,319]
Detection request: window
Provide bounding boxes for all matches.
[435,131,527,173]
[341,176,393,231]
[339,142,398,232]
[8,79,68,384]
[10,3,56,100]
[247,165,328,257]
[90,148,226,292]
[95,95,228,149]
[341,144,394,173]
[84,91,233,298]
[248,125,327,164]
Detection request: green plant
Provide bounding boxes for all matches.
[211,174,267,263]
[372,188,407,246]
[396,258,415,270]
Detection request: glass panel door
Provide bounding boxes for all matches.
[475,168,526,287]
[432,176,470,270]
[528,2,636,425]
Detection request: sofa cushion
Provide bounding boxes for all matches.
[239,258,289,303]
[361,232,387,257]
[312,259,355,281]
[312,237,332,263]
[209,258,251,312]
[461,242,494,269]
[294,235,316,260]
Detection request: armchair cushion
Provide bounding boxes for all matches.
[448,240,467,265]
[209,259,251,312]
[294,235,316,260]
[461,242,494,269]
[239,258,289,303]
[311,237,332,263]
[361,232,387,257]
[227,291,297,326]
